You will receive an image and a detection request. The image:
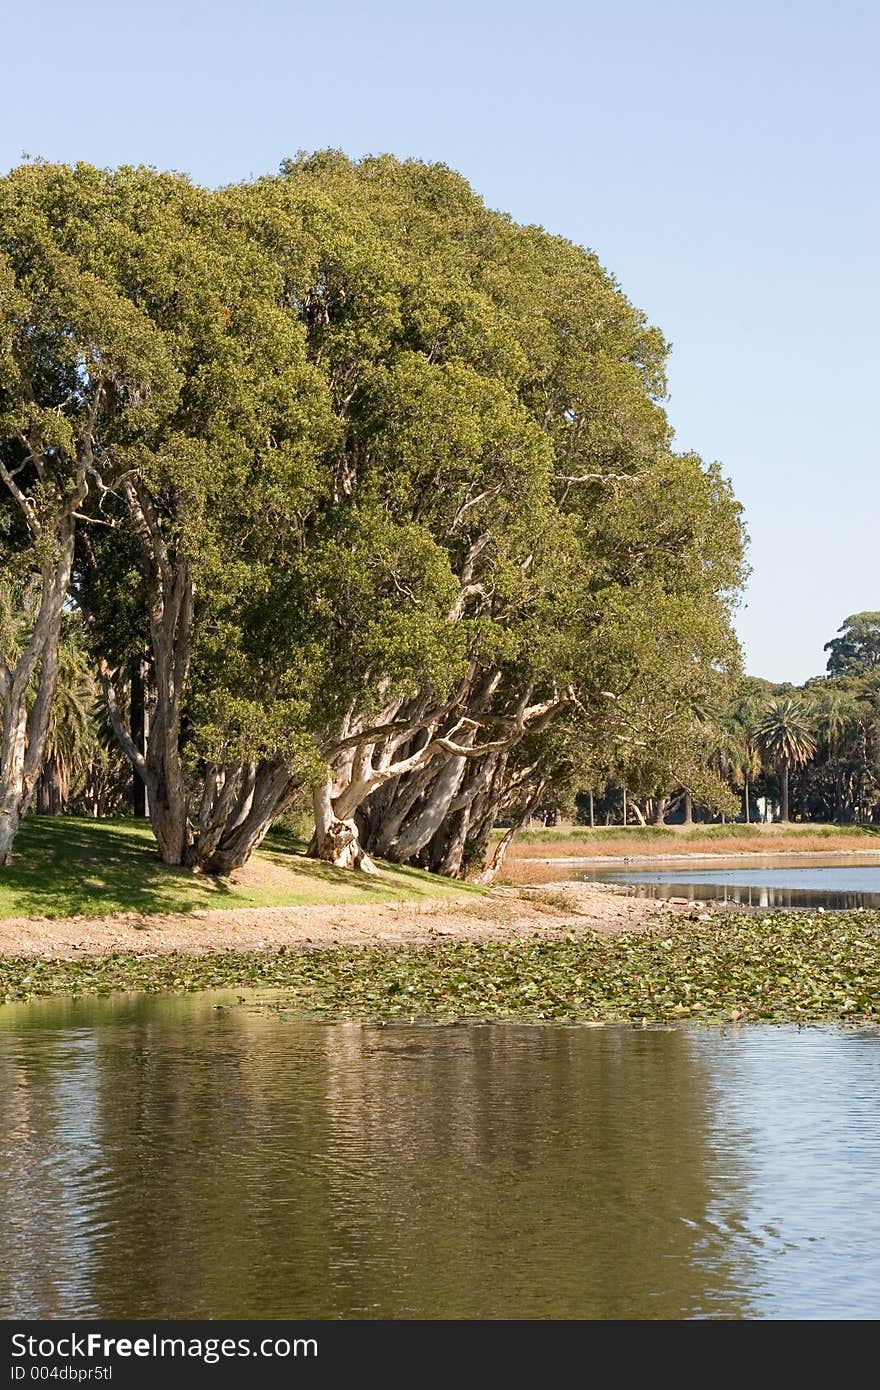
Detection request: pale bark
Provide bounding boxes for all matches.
[0,455,86,863]
[193,757,301,874]
[312,671,565,877]
[100,479,195,865]
[475,781,547,885]
[385,739,471,863]
[311,774,380,873]
[651,794,669,825]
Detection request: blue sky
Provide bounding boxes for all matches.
[2,1,877,683]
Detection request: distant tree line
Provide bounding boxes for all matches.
[571,613,880,828]
[1,155,746,876]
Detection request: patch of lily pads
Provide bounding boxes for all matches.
[1,912,879,1023]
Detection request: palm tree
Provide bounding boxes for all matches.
[810,689,859,822]
[755,698,816,822]
[707,721,742,822]
[36,621,100,815]
[727,691,764,823]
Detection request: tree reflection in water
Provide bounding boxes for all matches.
[0,994,766,1318]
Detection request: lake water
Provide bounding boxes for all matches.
[583,856,880,910]
[1,993,879,1319]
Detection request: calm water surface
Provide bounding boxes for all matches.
[585,857,880,909]
[1,994,878,1319]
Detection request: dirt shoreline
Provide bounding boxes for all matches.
[0,881,711,959]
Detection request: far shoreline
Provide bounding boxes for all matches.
[518,846,880,866]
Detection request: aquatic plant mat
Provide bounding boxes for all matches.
[2,914,878,1023]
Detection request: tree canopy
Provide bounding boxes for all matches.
[1,154,748,874]
[825,613,880,678]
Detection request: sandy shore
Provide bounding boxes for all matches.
[0,881,710,958]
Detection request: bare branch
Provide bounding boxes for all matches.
[0,457,41,538]
[98,659,151,783]
[555,471,639,484]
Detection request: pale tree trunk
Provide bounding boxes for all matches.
[366,756,442,859]
[779,762,790,823]
[101,479,195,865]
[0,700,31,865]
[652,794,668,825]
[191,757,301,874]
[311,774,380,873]
[130,655,148,818]
[743,776,751,824]
[682,789,694,826]
[426,803,471,877]
[0,535,77,864]
[311,674,564,876]
[0,389,94,864]
[414,752,502,875]
[407,750,508,879]
[475,782,547,885]
[384,744,470,863]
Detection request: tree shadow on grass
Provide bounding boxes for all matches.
[0,817,483,923]
[1,817,240,920]
[260,826,483,899]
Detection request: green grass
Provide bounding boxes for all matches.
[0,816,482,921]
[508,822,880,845]
[1,913,878,1022]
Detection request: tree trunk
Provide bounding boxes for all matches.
[588,789,595,828]
[780,762,790,822]
[0,544,73,864]
[383,750,469,863]
[0,758,26,866]
[429,804,471,877]
[682,789,693,826]
[130,655,147,818]
[37,759,67,815]
[100,501,194,865]
[475,784,546,885]
[310,776,380,873]
[1,422,89,864]
[743,776,750,824]
[191,759,300,874]
[652,795,668,826]
[97,480,196,865]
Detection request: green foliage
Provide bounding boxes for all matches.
[825,613,880,678]
[2,153,749,869]
[755,698,817,770]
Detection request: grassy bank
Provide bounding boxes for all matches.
[0,817,481,921]
[505,821,880,864]
[2,914,878,1023]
